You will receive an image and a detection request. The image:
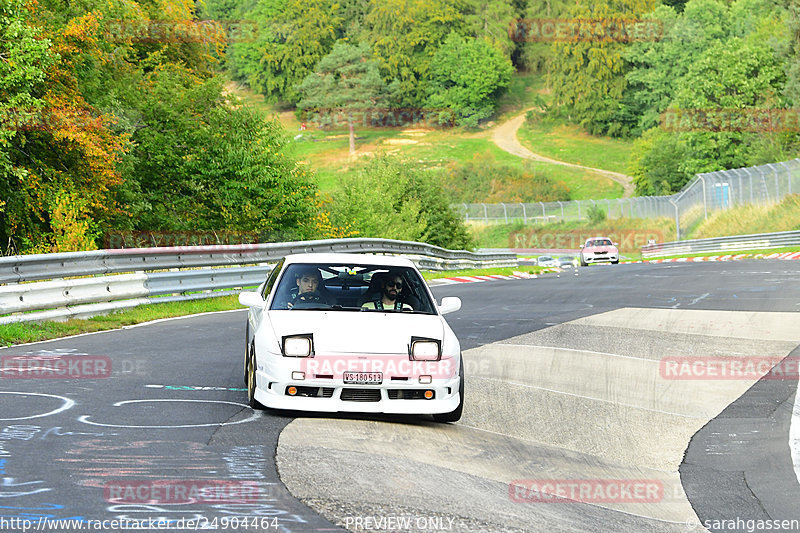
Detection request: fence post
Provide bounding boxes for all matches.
[463,203,468,222]
[482,203,487,223]
[502,203,508,224]
[558,201,564,221]
[781,161,792,195]
[540,202,545,220]
[577,201,581,220]
[699,174,707,220]
[669,198,680,240]
[520,203,527,223]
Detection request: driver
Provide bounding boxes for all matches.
[361,272,413,311]
[287,267,324,308]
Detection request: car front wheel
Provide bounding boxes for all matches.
[246,342,265,410]
[434,360,464,423]
[580,256,588,267]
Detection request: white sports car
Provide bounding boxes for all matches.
[238,253,464,422]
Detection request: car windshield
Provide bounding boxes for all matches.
[269,263,436,314]
[539,256,552,261]
[590,239,612,246]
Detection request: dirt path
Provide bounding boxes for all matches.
[491,111,636,198]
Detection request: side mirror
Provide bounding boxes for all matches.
[439,297,461,315]
[239,291,264,308]
[580,245,584,248]
[613,242,619,246]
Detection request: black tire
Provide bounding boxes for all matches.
[611,259,619,264]
[434,360,464,423]
[246,342,265,410]
[243,323,250,386]
[580,256,588,267]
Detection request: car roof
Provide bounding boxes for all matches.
[282,253,416,268]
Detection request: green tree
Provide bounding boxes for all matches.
[426,33,514,127]
[463,0,518,59]
[365,0,464,106]
[297,42,387,153]
[548,0,658,136]
[670,37,785,174]
[629,127,693,195]
[228,0,343,104]
[115,67,320,240]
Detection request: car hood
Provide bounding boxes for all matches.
[267,311,445,355]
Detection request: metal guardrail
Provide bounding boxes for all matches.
[641,230,800,258]
[0,237,514,284]
[0,238,517,324]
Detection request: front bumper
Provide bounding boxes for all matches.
[252,357,461,414]
[582,253,618,264]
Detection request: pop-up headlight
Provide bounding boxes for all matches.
[282,334,314,357]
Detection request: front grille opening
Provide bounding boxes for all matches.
[285,386,334,398]
[340,388,381,402]
[315,374,333,379]
[390,376,409,381]
[387,389,435,400]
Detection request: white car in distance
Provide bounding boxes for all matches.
[238,253,464,422]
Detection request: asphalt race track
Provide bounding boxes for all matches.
[1,260,799,533]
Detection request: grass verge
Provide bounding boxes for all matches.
[0,295,243,347]
[636,247,800,262]
[516,116,634,177]
[422,266,544,281]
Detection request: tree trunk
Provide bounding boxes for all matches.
[348,120,355,154]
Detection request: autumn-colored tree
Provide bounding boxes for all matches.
[1,4,127,253]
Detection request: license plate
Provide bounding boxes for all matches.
[343,372,383,385]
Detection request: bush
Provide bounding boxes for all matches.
[587,204,607,225]
[441,155,571,203]
[326,157,473,250]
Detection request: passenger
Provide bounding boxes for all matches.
[361,272,413,311]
